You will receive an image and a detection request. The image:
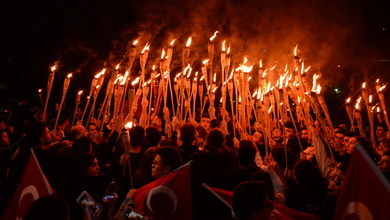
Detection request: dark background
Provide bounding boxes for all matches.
[0,0,389,124]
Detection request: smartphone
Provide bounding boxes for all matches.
[102,193,118,202]
[121,206,151,220]
[76,191,101,214]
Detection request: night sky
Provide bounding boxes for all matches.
[0,0,389,121]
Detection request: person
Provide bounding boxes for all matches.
[25,194,70,220]
[230,140,260,190]
[232,181,273,220]
[375,123,388,143]
[378,151,390,173]
[51,114,70,143]
[178,123,199,162]
[196,114,211,142]
[300,127,311,144]
[0,130,10,150]
[133,147,157,188]
[251,131,267,159]
[145,126,162,148]
[286,159,327,216]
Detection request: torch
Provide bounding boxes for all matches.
[54,73,72,130]
[72,90,83,126]
[43,65,56,122]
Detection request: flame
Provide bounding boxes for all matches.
[228,69,234,80]
[316,85,321,94]
[194,77,197,81]
[357,96,362,104]
[120,71,129,85]
[227,46,231,54]
[355,102,360,110]
[259,59,263,69]
[141,44,150,54]
[115,75,123,84]
[220,97,223,103]
[243,57,248,64]
[346,97,351,103]
[67,73,73,78]
[301,61,304,74]
[248,76,252,82]
[266,82,271,93]
[170,39,176,46]
[200,76,205,81]
[51,65,56,72]
[184,64,191,78]
[212,87,218,93]
[152,65,156,71]
[209,31,219,41]
[195,71,198,77]
[285,64,288,72]
[257,88,261,100]
[96,85,100,89]
[133,39,139,46]
[312,74,319,92]
[362,82,366,89]
[252,90,258,98]
[294,44,298,57]
[238,96,242,103]
[377,106,381,113]
[78,90,83,95]
[222,40,226,51]
[369,95,372,103]
[131,77,140,86]
[115,63,120,70]
[161,49,166,59]
[125,122,133,129]
[202,59,209,65]
[268,106,273,114]
[376,78,380,84]
[298,96,301,103]
[270,65,277,71]
[213,73,216,82]
[38,89,42,93]
[186,37,192,47]
[304,66,311,72]
[380,85,386,92]
[95,69,105,78]
[155,73,160,78]
[87,96,90,100]
[262,69,267,78]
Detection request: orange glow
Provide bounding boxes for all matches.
[96,85,100,89]
[362,82,366,89]
[209,31,219,41]
[270,65,277,71]
[200,76,205,81]
[161,49,166,59]
[141,44,150,54]
[115,63,120,70]
[377,106,381,113]
[262,69,267,78]
[212,87,218,93]
[78,90,83,95]
[202,59,209,65]
[67,73,73,78]
[259,59,262,69]
[355,102,360,110]
[346,97,351,103]
[369,95,372,104]
[152,65,156,71]
[222,40,226,51]
[120,71,129,85]
[51,65,56,72]
[304,66,311,72]
[38,89,42,93]
[268,106,273,114]
[184,64,191,78]
[379,85,386,92]
[186,37,192,47]
[243,57,248,64]
[312,74,319,92]
[285,64,288,72]
[115,75,123,84]
[131,77,140,86]
[294,44,298,57]
[213,73,216,82]
[252,90,257,98]
[133,39,139,46]
[95,69,106,78]
[248,76,252,82]
[125,122,133,129]
[227,46,231,55]
[316,85,321,94]
[170,39,176,46]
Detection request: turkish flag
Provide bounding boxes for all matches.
[204,184,319,220]
[1,149,54,220]
[334,145,390,220]
[134,162,192,220]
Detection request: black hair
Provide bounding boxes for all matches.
[233,181,268,220]
[155,146,182,171]
[180,123,196,145]
[146,126,162,147]
[130,126,145,147]
[71,136,92,155]
[238,140,257,167]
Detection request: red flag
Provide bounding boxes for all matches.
[134,163,192,220]
[1,149,54,220]
[334,145,390,220]
[204,184,318,220]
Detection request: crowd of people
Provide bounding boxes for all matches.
[1,96,390,220]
